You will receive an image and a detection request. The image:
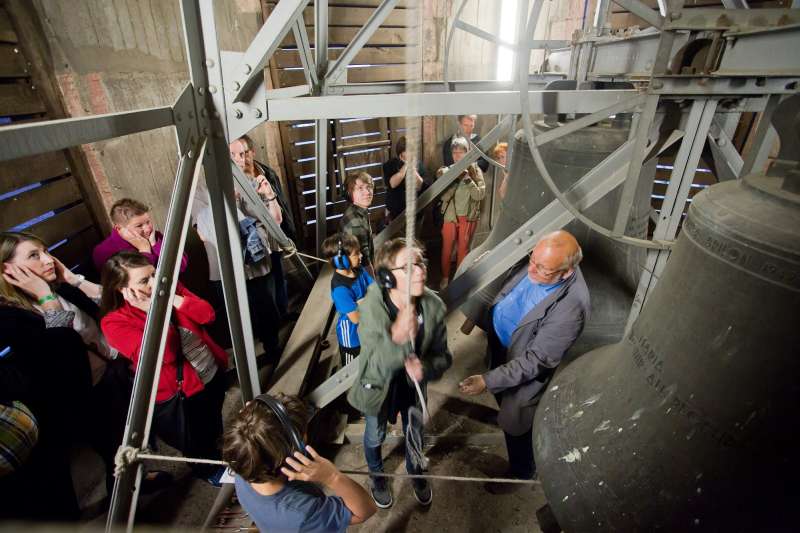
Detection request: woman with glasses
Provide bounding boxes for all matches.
[346,238,452,510]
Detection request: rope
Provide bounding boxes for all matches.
[114,449,539,485]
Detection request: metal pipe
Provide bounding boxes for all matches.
[106,136,206,531]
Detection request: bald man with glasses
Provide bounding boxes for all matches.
[460,230,590,492]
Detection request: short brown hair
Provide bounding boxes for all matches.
[321,233,360,261]
[109,198,149,225]
[343,171,374,198]
[222,394,309,483]
[395,136,406,157]
[375,237,424,271]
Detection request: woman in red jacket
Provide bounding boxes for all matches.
[100,251,228,484]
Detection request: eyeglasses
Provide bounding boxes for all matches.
[391,260,428,273]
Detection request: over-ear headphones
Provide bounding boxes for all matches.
[331,235,351,270]
[253,393,308,457]
[375,267,396,290]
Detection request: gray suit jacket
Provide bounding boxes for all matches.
[483,265,590,435]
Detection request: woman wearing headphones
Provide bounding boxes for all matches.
[346,238,453,510]
[100,250,228,485]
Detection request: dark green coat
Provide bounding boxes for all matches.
[347,283,452,416]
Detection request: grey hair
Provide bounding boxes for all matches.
[450,136,469,152]
[562,245,583,270]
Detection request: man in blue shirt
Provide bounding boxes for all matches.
[460,231,591,492]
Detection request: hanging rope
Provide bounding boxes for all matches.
[112,448,538,485]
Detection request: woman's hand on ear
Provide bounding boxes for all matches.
[3,264,52,300]
[52,256,78,286]
[122,287,151,312]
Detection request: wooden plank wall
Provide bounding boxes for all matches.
[264,1,420,248]
[0,4,104,273]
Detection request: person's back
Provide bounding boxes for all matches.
[223,394,376,533]
[235,477,351,533]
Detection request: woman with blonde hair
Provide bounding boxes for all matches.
[0,231,161,516]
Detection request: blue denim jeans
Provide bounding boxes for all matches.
[363,409,422,476]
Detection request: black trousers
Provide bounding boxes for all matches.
[488,328,536,479]
[271,250,289,318]
[211,272,281,360]
[153,370,226,478]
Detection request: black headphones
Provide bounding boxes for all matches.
[253,393,307,457]
[331,236,351,270]
[375,267,396,290]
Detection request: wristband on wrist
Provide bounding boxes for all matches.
[37,294,57,305]
[70,274,85,288]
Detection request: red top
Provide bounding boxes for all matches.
[101,284,228,402]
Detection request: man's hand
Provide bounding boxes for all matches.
[281,446,339,486]
[459,375,487,395]
[391,305,418,345]
[404,355,424,382]
[119,227,152,254]
[254,175,275,198]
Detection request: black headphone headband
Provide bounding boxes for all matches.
[253,394,307,456]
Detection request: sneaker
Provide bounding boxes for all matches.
[204,467,226,488]
[412,479,432,506]
[370,476,393,509]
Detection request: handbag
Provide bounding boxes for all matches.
[152,324,189,453]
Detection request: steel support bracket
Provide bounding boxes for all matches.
[221,51,268,142]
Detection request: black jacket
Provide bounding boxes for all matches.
[255,160,297,241]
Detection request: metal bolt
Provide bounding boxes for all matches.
[233,81,240,90]
[175,112,182,122]
[253,108,263,118]
[669,11,681,21]
[526,230,533,236]
[235,109,243,119]
[515,238,522,245]
[244,64,252,74]
[158,290,165,296]
[209,85,217,94]
[161,277,168,283]
[188,111,195,119]
[205,59,215,68]
[198,87,205,95]
[201,108,208,117]
[718,138,727,147]
[188,150,194,159]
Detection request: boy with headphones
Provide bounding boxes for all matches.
[222,393,376,532]
[347,238,452,509]
[322,234,374,368]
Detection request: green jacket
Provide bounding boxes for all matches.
[347,283,452,416]
[439,163,485,222]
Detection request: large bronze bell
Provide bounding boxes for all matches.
[533,169,800,531]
